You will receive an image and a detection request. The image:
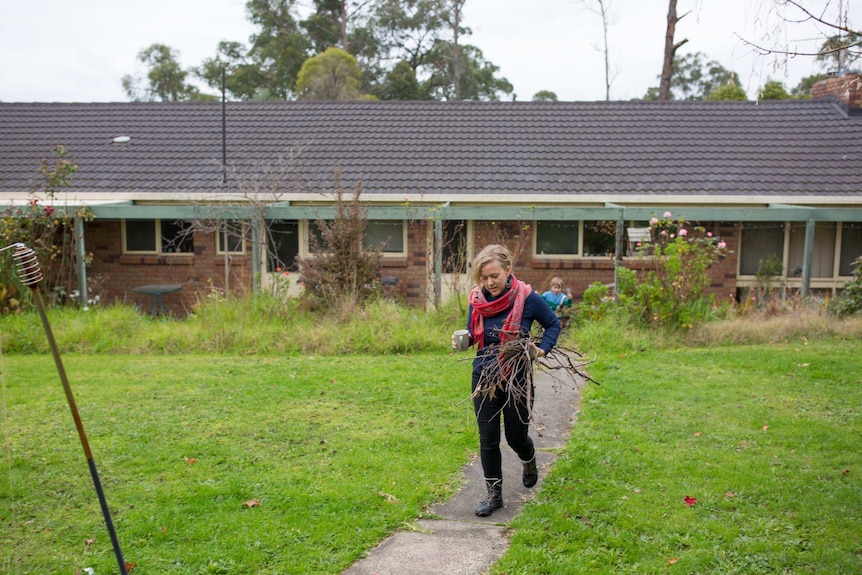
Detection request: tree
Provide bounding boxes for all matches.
[739,1,861,71]
[197,41,269,101]
[645,52,741,100]
[423,41,513,100]
[122,44,214,102]
[245,0,312,99]
[373,0,447,72]
[758,79,790,99]
[532,90,558,101]
[815,32,862,74]
[580,0,615,101]
[378,60,424,99]
[439,0,467,100]
[791,73,829,98]
[706,84,748,101]
[658,0,688,101]
[295,47,364,100]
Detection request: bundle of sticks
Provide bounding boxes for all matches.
[466,333,599,422]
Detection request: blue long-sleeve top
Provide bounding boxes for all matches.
[466,286,561,375]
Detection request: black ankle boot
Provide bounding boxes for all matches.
[475,479,503,516]
[522,457,538,488]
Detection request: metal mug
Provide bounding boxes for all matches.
[453,329,471,352]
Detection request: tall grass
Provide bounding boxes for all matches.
[0,295,466,355]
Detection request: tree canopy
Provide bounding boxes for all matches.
[124,0,511,102]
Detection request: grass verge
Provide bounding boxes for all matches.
[493,339,862,574]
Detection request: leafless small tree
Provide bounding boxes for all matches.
[579,0,618,100]
[297,167,383,314]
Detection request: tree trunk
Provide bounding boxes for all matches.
[452,0,463,100]
[658,0,688,101]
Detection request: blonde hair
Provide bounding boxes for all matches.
[549,277,563,289]
[471,244,512,285]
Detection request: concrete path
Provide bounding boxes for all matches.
[343,366,583,575]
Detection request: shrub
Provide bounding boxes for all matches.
[613,213,729,329]
[297,169,383,312]
[829,256,862,317]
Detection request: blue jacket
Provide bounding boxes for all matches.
[466,286,561,375]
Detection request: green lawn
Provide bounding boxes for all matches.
[0,354,475,574]
[1,340,860,574]
[495,339,862,575]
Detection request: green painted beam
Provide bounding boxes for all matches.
[62,202,862,223]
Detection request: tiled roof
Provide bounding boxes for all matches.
[0,99,860,199]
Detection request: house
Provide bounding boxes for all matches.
[1,74,861,313]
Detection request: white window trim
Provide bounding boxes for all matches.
[122,219,193,256]
[299,219,407,258]
[215,221,248,255]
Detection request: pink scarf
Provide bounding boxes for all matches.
[468,275,532,349]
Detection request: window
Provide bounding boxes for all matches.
[534,221,616,257]
[123,219,193,254]
[788,222,836,278]
[535,221,579,255]
[266,220,299,272]
[583,221,615,257]
[840,222,862,276]
[365,220,405,254]
[739,222,785,275]
[442,220,468,273]
[216,220,246,254]
[306,220,406,256]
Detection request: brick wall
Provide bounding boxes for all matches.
[84,218,743,312]
[85,219,252,315]
[812,73,862,111]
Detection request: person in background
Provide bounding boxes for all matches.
[541,276,572,312]
[452,244,561,517]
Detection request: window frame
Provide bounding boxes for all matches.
[299,219,407,258]
[215,220,248,255]
[122,219,194,255]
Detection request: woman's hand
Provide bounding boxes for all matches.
[528,342,545,359]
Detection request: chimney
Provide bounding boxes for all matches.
[812,73,862,116]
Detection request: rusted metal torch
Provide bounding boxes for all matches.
[12,243,128,575]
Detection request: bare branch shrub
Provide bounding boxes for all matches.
[297,168,382,314]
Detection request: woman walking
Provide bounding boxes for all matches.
[455,244,561,516]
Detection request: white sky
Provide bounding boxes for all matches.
[0,0,856,103]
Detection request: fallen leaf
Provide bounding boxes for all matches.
[694,431,701,437]
[843,469,850,476]
[126,562,137,572]
[243,499,261,508]
[724,491,735,498]
[378,492,399,503]
[85,538,95,547]
[684,496,697,506]
[185,457,197,465]
[762,425,769,431]
[667,557,679,565]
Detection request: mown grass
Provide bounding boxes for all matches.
[1,297,861,574]
[0,354,475,574]
[494,340,862,574]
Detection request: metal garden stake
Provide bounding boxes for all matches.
[12,243,128,575]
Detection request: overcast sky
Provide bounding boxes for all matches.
[0,0,855,103]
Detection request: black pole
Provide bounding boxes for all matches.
[222,67,227,185]
[30,288,128,575]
